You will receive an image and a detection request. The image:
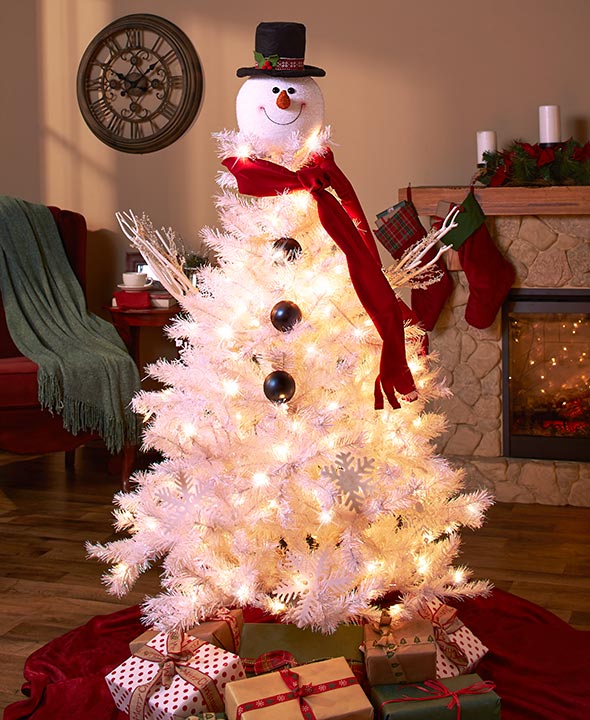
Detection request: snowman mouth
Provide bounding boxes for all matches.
[262,105,304,125]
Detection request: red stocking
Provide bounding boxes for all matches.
[441,191,515,329]
[375,196,453,331]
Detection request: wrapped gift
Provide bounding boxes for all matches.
[224,656,373,720]
[239,622,364,664]
[363,611,436,685]
[417,599,488,678]
[371,674,501,720]
[106,629,245,720]
[130,609,243,655]
[187,714,227,719]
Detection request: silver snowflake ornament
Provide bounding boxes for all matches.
[322,451,375,513]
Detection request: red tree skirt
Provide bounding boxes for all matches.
[4,589,589,720]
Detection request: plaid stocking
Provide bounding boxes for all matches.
[375,198,453,331]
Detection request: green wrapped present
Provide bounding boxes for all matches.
[371,674,500,719]
[239,622,364,665]
[187,714,227,719]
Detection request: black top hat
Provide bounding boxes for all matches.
[236,22,326,78]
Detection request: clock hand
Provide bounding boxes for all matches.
[127,61,159,90]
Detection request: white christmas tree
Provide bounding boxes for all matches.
[89,23,492,634]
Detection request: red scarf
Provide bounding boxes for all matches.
[222,148,417,409]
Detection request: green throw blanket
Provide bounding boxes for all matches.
[0,196,141,453]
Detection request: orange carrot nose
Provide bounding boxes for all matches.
[276,90,291,109]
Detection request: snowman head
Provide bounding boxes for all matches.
[235,22,326,155]
[236,76,325,155]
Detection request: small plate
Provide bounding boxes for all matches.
[117,283,153,292]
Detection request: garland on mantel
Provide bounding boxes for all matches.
[477,138,590,187]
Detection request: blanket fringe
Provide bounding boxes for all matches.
[38,371,140,454]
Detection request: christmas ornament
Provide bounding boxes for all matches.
[273,237,302,261]
[322,452,375,513]
[270,300,302,332]
[263,369,296,403]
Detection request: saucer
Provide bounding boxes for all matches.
[117,283,153,292]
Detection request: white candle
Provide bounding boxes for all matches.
[476,130,497,165]
[539,105,561,145]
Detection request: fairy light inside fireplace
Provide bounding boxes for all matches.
[502,290,590,461]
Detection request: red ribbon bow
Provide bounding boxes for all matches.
[222,148,418,409]
[242,650,298,676]
[212,608,241,651]
[381,678,496,720]
[280,668,316,718]
[235,665,358,719]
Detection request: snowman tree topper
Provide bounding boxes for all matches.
[227,21,419,408]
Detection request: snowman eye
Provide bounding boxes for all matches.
[287,87,296,94]
[272,87,280,94]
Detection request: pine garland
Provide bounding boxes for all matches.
[477,138,590,187]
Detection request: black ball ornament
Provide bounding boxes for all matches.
[273,237,302,261]
[263,370,296,403]
[270,300,302,332]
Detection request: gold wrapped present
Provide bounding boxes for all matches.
[129,609,243,655]
[224,656,373,720]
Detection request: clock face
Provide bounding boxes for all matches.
[76,14,203,153]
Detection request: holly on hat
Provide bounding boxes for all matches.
[237,22,326,78]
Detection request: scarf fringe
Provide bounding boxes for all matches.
[38,371,140,454]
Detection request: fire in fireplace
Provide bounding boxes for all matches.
[502,289,590,462]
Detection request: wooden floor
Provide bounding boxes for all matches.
[1,447,589,710]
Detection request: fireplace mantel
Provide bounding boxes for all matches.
[397,186,590,216]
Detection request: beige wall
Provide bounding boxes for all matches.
[1,0,588,323]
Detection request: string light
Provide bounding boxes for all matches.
[273,443,290,461]
[253,472,269,487]
[222,379,240,396]
[236,144,252,159]
[268,598,286,614]
[217,325,234,341]
[416,556,429,574]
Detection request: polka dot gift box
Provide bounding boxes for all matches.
[105,629,245,719]
[417,598,489,678]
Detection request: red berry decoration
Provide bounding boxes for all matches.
[263,370,296,403]
[270,300,302,332]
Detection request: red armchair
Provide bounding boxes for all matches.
[0,205,135,487]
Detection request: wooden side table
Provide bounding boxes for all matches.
[106,306,179,368]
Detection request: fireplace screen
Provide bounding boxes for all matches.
[502,290,590,461]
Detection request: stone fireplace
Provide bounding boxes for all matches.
[399,186,590,506]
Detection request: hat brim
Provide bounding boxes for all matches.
[236,64,326,78]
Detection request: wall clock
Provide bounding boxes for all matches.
[76,14,203,153]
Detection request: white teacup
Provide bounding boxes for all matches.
[122,272,152,288]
